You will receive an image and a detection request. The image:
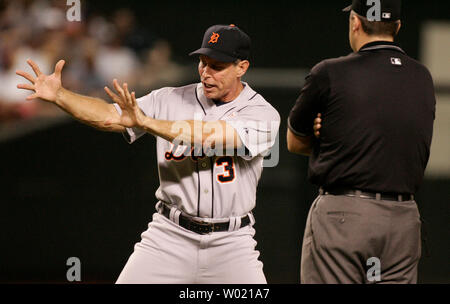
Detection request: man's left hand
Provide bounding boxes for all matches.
[104,79,145,128]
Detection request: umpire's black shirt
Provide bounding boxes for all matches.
[288,41,436,194]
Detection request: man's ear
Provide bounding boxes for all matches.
[396,20,402,35]
[352,13,362,33]
[236,60,250,78]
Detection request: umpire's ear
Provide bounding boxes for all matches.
[395,20,402,35]
[235,60,250,78]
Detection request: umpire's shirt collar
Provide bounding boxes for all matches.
[359,40,405,54]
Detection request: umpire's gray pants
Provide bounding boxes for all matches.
[300,194,421,284]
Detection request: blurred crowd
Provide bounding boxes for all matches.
[0,0,191,122]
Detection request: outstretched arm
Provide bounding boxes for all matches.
[16,59,125,132]
[104,81,242,151]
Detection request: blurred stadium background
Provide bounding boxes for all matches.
[0,0,448,283]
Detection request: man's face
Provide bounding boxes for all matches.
[198,55,242,101]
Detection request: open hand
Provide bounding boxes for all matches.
[16,59,65,103]
[104,79,145,128]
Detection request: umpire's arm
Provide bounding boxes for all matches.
[287,129,313,156]
[287,62,328,156]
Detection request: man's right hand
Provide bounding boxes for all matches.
[16,59,65,103]
[314,113,322,138]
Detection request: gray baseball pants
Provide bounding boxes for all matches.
[300,193,422,284]
[116,213,266,284]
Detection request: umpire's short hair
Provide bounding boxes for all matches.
[355,12,401,37]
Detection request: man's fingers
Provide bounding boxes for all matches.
[54,60,65,78]
[314,131,320,138]
[124,83,138,108]
[17,83,35,91]
[113,79,125,98]
[104,86,123,104]
[27,59,42,77]
[26,93,39,101]
[112,79,121,93]
[16,70,35,84]
[314,113,322,138]
[104,86,118,100]
[131,91,137,107]
[123,83,132,104]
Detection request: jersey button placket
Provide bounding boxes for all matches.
[198,159,213,217]
[198,235,210,276]
[198,113,215,218]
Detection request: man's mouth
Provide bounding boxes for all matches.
[203,83,215,89]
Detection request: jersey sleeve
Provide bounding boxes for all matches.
[113,88,162,144]
[225,102,281,159]
[288,61,330,137]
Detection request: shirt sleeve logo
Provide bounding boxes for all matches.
[390,57,402,66]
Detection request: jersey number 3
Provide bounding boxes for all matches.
[216,156,235,183]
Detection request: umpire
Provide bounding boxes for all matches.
[287,0,436,283]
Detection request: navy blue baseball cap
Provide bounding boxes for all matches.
[343,0,402,21]
[189,24,251,63]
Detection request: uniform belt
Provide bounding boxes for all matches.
[160,203,251,235]
[321,187,414,202]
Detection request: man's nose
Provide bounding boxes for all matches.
[201,66,212,78]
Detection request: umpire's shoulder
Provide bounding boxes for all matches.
[405,56,435,84]
[310,53,357,75]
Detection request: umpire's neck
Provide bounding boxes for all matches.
[353,34,395,52]
[348,11,401,52]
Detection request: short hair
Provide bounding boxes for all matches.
[355,13,401,37]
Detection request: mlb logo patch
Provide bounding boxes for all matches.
[382,12,391,19]
[390,57,402,66]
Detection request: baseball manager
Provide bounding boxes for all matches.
[17,24,280,284]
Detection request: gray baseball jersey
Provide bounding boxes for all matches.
[114,82,280,219]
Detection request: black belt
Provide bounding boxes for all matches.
[321,188,414,202]
[160,203,252,235]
